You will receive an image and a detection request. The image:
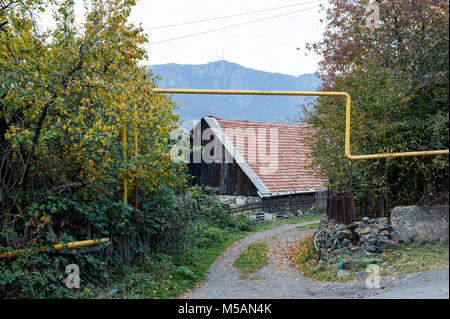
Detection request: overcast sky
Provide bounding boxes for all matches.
[41,0,328,76]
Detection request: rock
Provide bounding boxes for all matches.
[367,219,376,224]
[377,237,395,250]
[356,227,371,236]
[390,205,449,243]
[360,234,377,244]
[380,230,390,237]
[364,244,378,253]
[341,238,351,246]
[362,217,370,222]
[348,221,361,230]
[359,234,369,243]
[377,217,389,225]
[335,229,352,240]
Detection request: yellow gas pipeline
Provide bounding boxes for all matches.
[0,238,110,259]
[151,88,449,161]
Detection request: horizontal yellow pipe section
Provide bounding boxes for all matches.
[0,238,110,259]
[152,88,449,160]
[152,88,349,98]
[349,150,449,160]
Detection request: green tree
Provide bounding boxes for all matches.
[303,0,448,205]
[1,0,188,297]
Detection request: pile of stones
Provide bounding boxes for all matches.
[315,215,396,260]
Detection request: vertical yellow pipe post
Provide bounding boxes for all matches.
[133,103,138,156]
[121,103,128,204]
[344,93,352,159]
[133,101,139,209]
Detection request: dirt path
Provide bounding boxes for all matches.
[180,221,449,299]
[369,269,449,299]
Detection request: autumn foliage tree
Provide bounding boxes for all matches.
[303,0,448,205]
[1,0,188,297]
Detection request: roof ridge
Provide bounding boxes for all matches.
[211,116,310,127]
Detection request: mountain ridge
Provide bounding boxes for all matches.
[148,60,322,127]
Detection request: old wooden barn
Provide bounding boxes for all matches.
[188,117,326,220]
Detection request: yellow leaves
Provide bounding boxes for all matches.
[0,0,185,199]
[40,212,47,223]
[0,47,9,58]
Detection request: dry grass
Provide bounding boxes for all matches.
[286,237,449,282]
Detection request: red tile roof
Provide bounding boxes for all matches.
[214,117,326,194]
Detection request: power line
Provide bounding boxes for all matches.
[149,5,324,45]
[145,0,326,31]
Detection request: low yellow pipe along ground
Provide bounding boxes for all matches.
[0,238,110,259]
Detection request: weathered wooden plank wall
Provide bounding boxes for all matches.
[188,118,258,196]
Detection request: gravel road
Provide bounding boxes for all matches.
[369,269,449,299]
[180,220,449,299]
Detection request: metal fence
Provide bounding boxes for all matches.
[326,181,388,224]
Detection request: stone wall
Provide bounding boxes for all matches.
[217,195,267,221]
[316,205,449,260]
[390,205,449,243]
[216,195,315,221]
[316,216,395,260]
[217,195,262,208]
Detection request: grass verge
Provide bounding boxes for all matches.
[287,236,449,282]
[87,230,250,299]
[233,242,269,275]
